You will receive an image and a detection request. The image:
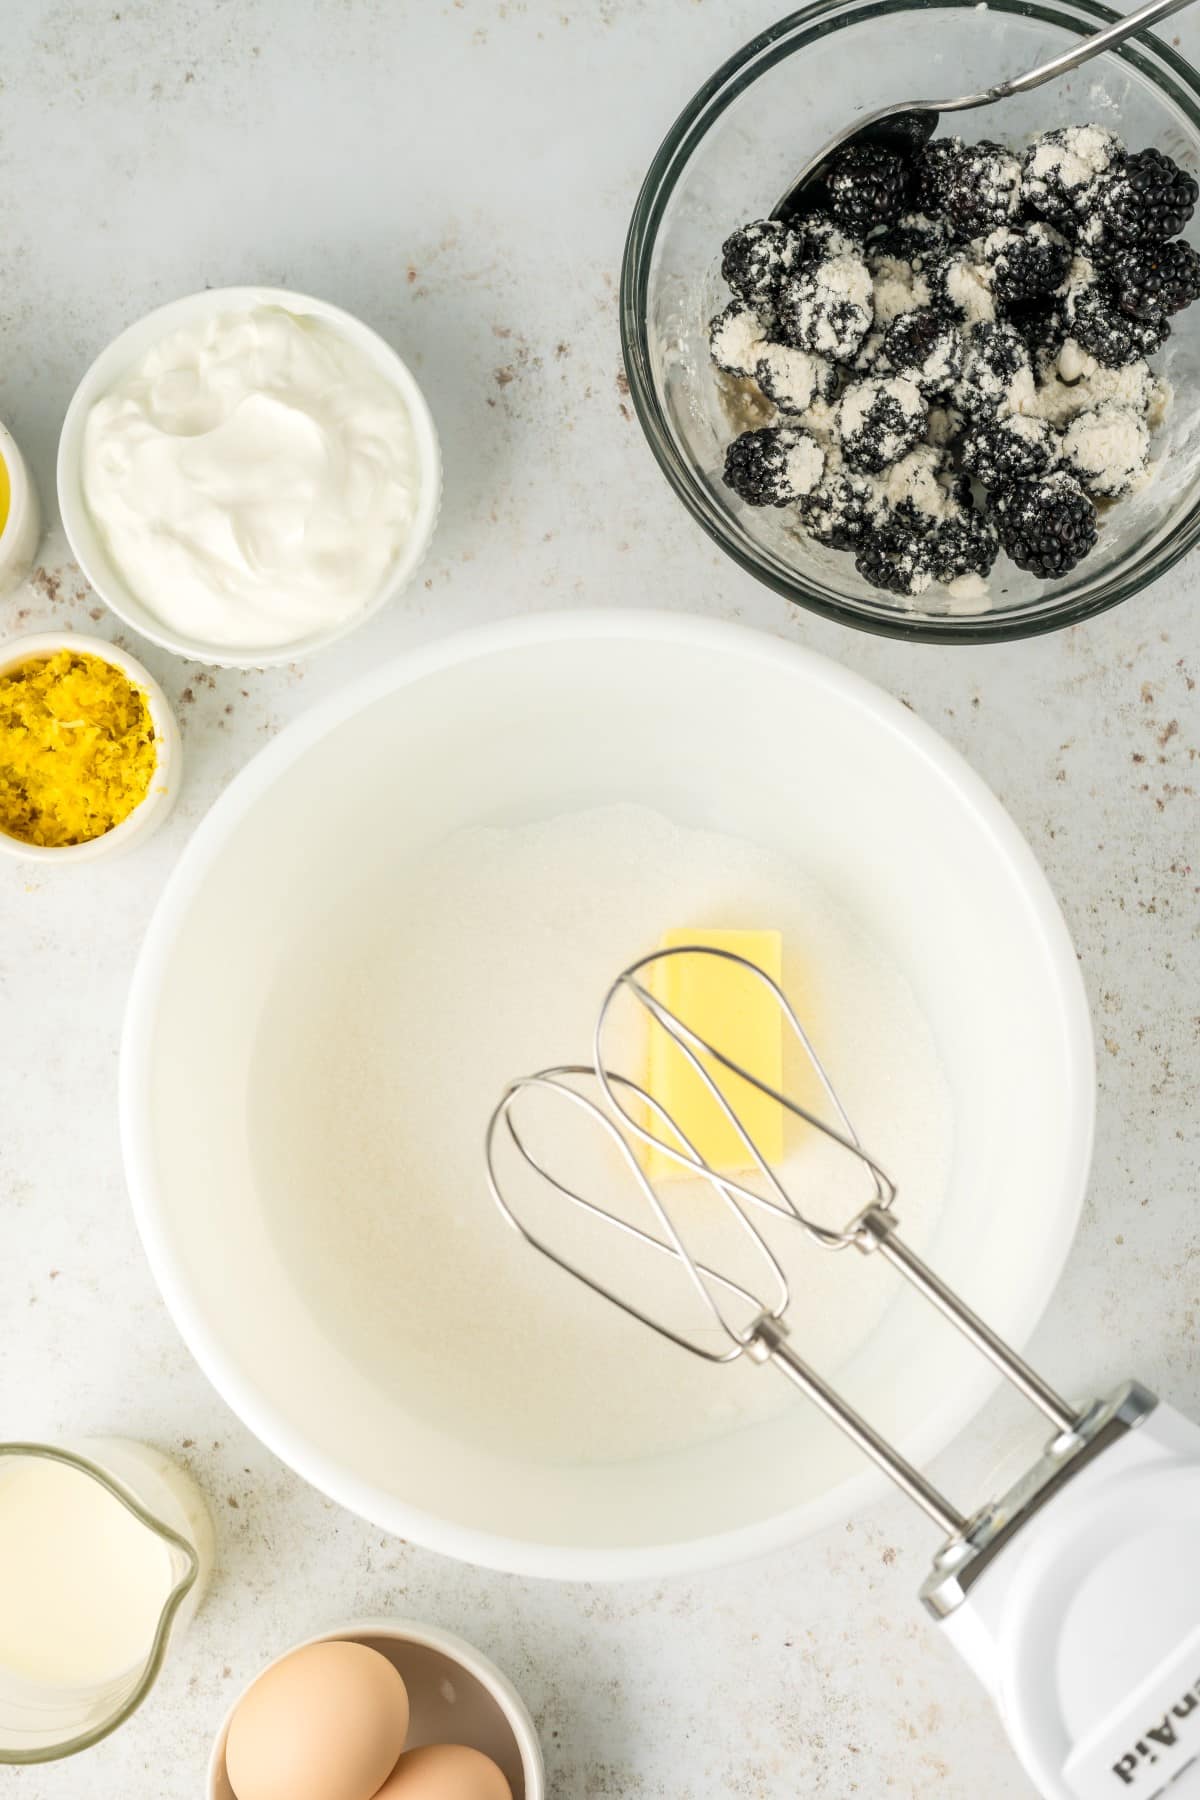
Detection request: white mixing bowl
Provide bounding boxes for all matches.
[121,612,1094,1579]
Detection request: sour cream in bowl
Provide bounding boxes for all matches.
[58,289,441,668]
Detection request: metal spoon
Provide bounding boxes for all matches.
[773,0,1200,220]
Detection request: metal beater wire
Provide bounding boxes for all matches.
[484,1028,969,1533]
[486,944,1079,1529]
[595,945,896,1248]
[593,947,1077,1434]
[486,1066,788,1360]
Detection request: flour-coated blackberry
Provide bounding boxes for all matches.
[723,425,826,507]
[883,309,963,397]
[720,220,797,309]
[1067,279,1170,366]
[959,414,1060,488]
[979,222,1071,307]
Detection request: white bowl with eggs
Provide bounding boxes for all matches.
[208,1619,543,1800]
[122,610,1094,1579]
[57,287,441,669]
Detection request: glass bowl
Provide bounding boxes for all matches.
[621,0,1200,641]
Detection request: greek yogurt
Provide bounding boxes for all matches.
[82,305,423,653]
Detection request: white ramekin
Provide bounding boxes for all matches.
[57,286,442,670]
[0,421,41,598]
[0,633,182,864]
[207,1618,544,1800]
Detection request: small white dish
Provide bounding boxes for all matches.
[0,420,41,598]
[0,633,181,864]
[57,287,442,670]
[207,1618,544,1800]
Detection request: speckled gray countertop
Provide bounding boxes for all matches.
[2,3,1199,1794]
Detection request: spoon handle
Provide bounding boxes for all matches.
[994,0,1199,98]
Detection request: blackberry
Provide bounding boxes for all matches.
[993,471,1098,577]
[789,211,865,267]
[723,425,826,507]
[708,302,769,377]
[1108,239,1200,321]
[1088,147,1198,249]
[776,249,874,362]
[926,246,996,326]
[869,212,948,275]
[800,457,877,549]
[939,140,1022,240]
[754,342,840,413]
[721,220,798,309]
[883,308,963,397]
[979,223,1071,308]
[854,519,935,595]
[959,414,1060,489]
[955,320,1034,416]
[838,374,928,472]
[868,110,939,156]
[1062,406,1150,497]
[850,328,891,376]
[1066,278,1169,367]
[1022,125,1123,232]
[1007,294,1067,360]
[826,141,912,234]
[913,137,965,216]
[925,509,999,582]
[886,444,970,532]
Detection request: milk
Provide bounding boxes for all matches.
[0,1453,174,1686]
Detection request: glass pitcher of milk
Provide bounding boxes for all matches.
[0,1438,214,1763]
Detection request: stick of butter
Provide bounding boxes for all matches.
[645,929,784,1179]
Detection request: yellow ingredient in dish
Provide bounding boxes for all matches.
[0,454,10,538]
[646,928,786,1177]
[0,649,157,847]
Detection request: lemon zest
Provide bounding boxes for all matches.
[0,649,157,847]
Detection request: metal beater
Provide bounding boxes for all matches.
[487,947,1200,1800]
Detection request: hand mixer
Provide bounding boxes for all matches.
[486,947,1200,1800]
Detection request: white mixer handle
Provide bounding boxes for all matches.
[937,1396,1200,1799]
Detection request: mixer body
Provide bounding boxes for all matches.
[925,1387,1200,1799]
[489,947,1200,1797]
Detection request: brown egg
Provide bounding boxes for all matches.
[372,1743,513,1800]
[225,1639,410,1800]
